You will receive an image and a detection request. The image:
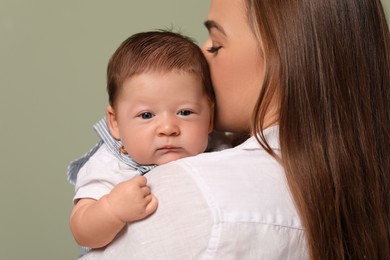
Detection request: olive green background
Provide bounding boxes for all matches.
[0,0,389,259]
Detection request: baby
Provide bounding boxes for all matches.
[67,30,215,254]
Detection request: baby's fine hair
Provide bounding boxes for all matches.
[107,30,214,107]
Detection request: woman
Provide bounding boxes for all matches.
[80,0,390,259]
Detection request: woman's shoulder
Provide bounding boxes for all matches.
[183,133,280,170]
[147,134,291,216]
[143,135,304,257]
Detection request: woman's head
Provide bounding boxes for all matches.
[202,0,267,133]
[107,30,214,109]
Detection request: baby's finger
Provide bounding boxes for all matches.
[143,194,152,204]
[141,186,151,197]
[145,195,158,215]
[132,175,147,187]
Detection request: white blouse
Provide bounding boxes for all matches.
[80,126,308,260]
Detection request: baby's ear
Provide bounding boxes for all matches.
[106,105,120,140]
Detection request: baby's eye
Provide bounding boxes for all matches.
[178,110,193,116]
[139,112,154,119]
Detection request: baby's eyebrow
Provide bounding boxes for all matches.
[204,20,227,36]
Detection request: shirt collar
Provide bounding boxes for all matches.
[235,125,280,151]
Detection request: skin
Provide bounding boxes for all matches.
[70,70,213,248]
[201,0,265,133]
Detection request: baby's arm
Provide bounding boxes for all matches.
[70,175,158,248]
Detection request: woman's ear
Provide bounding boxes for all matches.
[208,103,215,133]
[106,105,121,140]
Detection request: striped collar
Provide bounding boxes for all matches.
[67,117,155,185]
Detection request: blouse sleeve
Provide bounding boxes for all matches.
[73,144,140,203]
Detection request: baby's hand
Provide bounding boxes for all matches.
[105,176,158,223]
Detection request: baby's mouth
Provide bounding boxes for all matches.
[157,146,181,151]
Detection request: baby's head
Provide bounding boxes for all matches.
[107,30,214,108]
[105,30,215,165]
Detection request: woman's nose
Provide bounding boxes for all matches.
[156,117,180,136]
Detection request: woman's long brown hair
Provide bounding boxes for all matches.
[247,0,390,259]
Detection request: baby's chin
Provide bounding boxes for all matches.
[153,152,193,165]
